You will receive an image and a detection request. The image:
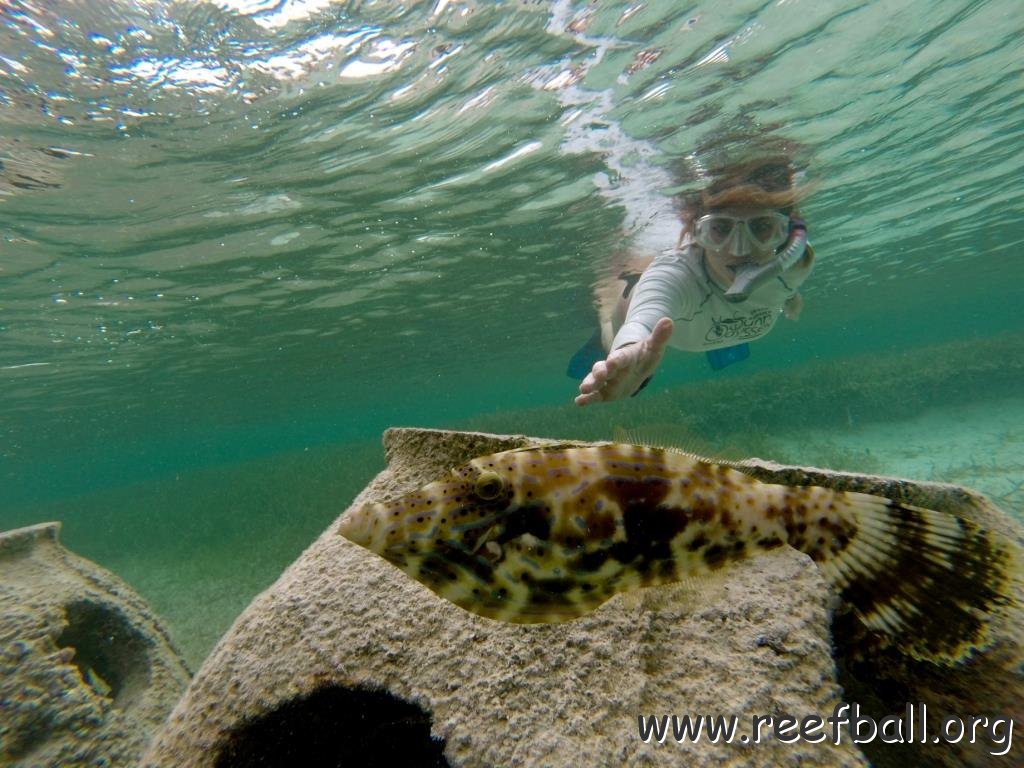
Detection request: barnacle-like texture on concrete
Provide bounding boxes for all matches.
[0,522,191,768]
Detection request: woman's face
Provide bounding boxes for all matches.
[694,206,789,286]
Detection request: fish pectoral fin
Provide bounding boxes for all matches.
[469,525,501,555]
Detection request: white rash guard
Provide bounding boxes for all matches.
[612,241,813,352]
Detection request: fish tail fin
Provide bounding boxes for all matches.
[804,492,1022,665]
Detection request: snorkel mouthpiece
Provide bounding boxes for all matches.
[723,218,807,303]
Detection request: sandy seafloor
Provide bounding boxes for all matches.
[84,394,1024,671]
[771,396,1024,519]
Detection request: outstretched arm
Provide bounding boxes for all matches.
[575,317,674,406]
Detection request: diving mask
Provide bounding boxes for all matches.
[693,211,790,255]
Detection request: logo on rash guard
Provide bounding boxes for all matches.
[705,309,774,344]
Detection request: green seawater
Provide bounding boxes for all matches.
[2,0,1023,668]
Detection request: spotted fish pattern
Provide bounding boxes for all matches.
[338,443,1021,664]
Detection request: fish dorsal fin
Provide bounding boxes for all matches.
[504,441,597,454]
[612,425,739,466]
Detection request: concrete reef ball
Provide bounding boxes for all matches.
[145,428,1023,768]
[0,522,191,768]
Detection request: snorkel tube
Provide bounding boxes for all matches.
[723,217,808,302]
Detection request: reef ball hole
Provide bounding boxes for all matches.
[213,685,449,768]
[56,599,151,708]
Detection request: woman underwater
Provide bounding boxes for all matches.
[573,157,816,406]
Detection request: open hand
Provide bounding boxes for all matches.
[575,317,674,406]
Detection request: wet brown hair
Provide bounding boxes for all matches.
[673,143,816,232]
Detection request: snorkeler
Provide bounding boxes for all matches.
[573,158,815,406]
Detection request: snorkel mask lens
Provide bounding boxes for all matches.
[694,212,789,252]
[704,217,736,246]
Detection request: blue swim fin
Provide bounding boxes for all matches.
[706,343,750,371]
[566,329,606,380]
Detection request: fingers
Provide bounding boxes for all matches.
[574,320,672,407]
[578,361,609,395]
[602,353,622,377]
[576,348,636,406]
[649,317,674,349]
[575,373,608,406]
[576,356,619,406]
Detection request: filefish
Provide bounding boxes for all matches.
[338,443,1021,664]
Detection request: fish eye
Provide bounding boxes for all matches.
[474,471,505,500]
